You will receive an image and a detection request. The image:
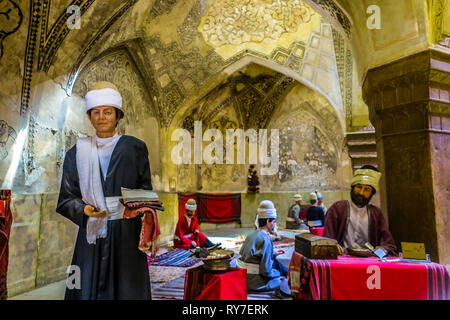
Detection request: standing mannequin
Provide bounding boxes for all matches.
[57,81,153,299]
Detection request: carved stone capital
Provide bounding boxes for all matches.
[362,49,450,136]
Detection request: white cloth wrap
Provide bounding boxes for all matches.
[105,196,125,221]
[343,201,369,249]
[236,258,260,274]
[185,203,197,211]
[76,137,124,244]
[85,88,122,111]
[254,207,277,228]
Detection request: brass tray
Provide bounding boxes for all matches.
[348,248,374,257]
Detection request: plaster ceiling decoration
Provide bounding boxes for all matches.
[180,63,296,130]
[199,0,314,47]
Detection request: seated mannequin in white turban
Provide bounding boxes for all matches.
[237,200,291,298]
[306,192,325,227]
[173,199,218,249]
[316,192,328,215]
[286,194,308,230]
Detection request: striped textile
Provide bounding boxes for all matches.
[152,286,185,300]
[309,259,331,300]
[152,285,282,300]
[426,263,450,300]
[148,249,198,267]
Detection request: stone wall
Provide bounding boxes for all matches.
[7,193,77,297]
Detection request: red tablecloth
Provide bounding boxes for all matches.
[184,266,247,300]
[288,251,449,300]
[310,227,324,236]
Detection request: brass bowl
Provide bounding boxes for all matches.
[199,249,234,271]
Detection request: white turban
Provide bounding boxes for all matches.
[185,199,197,211]
[254,200,277,228]
[293,194,302,201]
[85,82,123,112]
[309,192,317,201]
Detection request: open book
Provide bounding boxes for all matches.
[121,187,159,203]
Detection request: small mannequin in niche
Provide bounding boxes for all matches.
[247,165,260,193]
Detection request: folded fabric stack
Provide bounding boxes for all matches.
[121,187,165,211]
[122,200,165,211]
[120,188,165,258]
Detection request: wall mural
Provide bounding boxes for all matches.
[264,108,340,191]
[147,0,178,21]
[0,0,23,59]
[174,65,298,193]
[0,120,17,160]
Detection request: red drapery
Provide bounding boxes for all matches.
[0,190,13,300]
[184,266,247,300]
[178,193,241,224]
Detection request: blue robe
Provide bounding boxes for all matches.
[239,230,288,292]
[56,135,152,300]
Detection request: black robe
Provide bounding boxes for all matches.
[56,135,152,300]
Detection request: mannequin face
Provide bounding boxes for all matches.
[351,184,374,207]
[267,219,277,233]
[186,210,195,217]
[88,106,120,138]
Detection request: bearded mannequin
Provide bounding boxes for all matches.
[323,165,398,256]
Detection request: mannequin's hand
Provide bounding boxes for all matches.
[84,205,107,218]
[337,244,345,255]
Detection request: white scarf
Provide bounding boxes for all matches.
[76,135,118,244]
[96,133,120,179]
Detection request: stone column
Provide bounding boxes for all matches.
[362,49,450,264]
